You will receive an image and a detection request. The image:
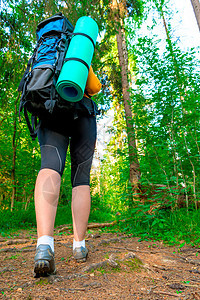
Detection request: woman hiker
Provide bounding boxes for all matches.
[34,66,101,277]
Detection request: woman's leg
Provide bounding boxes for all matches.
[35,168,61,238]
[71,185,91,242]
[36,127,69,238]
[70,115,97,253]
[34,127,69,276]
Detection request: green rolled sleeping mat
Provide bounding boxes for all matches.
[56,16,99,102]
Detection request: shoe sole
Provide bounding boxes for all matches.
[75,257,87,262]
[34,259,56,277]
[74,252,88,263]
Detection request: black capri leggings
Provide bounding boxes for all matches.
[37,114,97,188]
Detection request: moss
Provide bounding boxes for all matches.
[123,257,143,271]
[35,278,49,285]
[104,254,109,259]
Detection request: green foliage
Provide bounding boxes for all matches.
[117,208,200,245]
[1,0,200,249]
[0,195,115,233]
[0,203,36,232]
[131,35,200,206]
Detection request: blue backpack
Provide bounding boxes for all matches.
[18,13,99,140]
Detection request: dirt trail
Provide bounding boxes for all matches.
[0,226,200,300]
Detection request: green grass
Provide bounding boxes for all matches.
[0,200,114,235]
[1,199,200,248]
[115,208,200,246]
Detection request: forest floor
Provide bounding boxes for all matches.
[0,224,200,300]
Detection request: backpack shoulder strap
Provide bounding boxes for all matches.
[24,104,41,140]
[18,57,33,92]
[80,97,100,116]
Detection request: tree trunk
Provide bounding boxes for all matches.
[190,0,200,31]
[11,95,19,211]
[111,0,141,199]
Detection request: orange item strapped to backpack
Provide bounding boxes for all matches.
[84,66,101,98]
